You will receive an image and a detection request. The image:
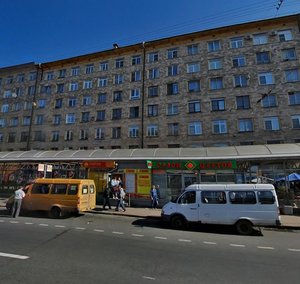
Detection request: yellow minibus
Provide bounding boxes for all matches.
[7,178,96,218]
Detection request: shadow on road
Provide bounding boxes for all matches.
[132,218,263,236]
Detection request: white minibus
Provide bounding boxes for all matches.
[161,184,281,235]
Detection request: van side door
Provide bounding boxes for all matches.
[176,190,199,222]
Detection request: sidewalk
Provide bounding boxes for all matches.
[1,198,299,229]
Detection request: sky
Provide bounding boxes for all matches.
[0,0,300,68]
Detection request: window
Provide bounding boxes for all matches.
[96,110,105,121]
[282,48,296,61]
[187,44,198,55]
[131,70,141,82]
[20,132,28,142]
[68,98,77,107]
[83,80,93,89]
[46,72,54,81]
[32,184,50,194]
[3,90,12,98]
[258,72,274,85]
[188,101,201,113]
[253,33,268,45]
[95,128,105,140]
[129,125,139,138]
[148,68,159,79]
[278,30,293,42]
[292,115,300,129]
[148,86,158,97]
[97,93,106,104]
[28,86,36,96]
[22,116,31,126]
[168,64,179,76]
[114,74,124,85]
[187,62,200,73]
[113,91,122,102]
[285,69,299,82]
[64,130,73,141]
[79,129,88,140]
[115,58,124,68]
[208,40,220,52]
[257,191,275,204]
[34,131,45,142]
[256,52,270,64]
[99,61,108,71]
[0,118,5,127]
[129,106,139,118]
[202,191,226,204]
[66,113,75,124]
[233,55,246,67]
[55,98,63,109]
[51,131,60,142]
[81,112,90,123]
[210,77,223,90]
[209,58,222,70]
[130,89,140,100]
[147,125,158,136]
[112,108,122,120]
[238,118,253,132]
[58,69,66,78]
[41,85,52,94]
[188,121,202,135]
[82,96,92,106]
[69,82,79,91]
[167,48,178,59]
[229,191,256,204]
[264,116,280,130]
[148,105,158,117]
[51,184,67,195]
[17,73,25,82]
[167,82,179,95]
[29,72,37,81]
[148,52,159,62]
[1,104,9,113]
[53,115,61,125]
[289,92,300,105]
[132,55,141,65]
[211,98,225,111]
[57,83,64,93]
[230,37,243,48]
[168,123,179,136]
[71,67,80,76]
[112,127,121,139]
[234,75,248,87]
[213,120,227,134]
[188,80,200,92]
[8,132,16,143]
[10,117,18,127]
[236,96,250,109]
[262,95,276,108]
[85,64,94,74]
[167,103,179,115]
[35,115,44,125]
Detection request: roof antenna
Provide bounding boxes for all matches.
[275,0,284,17]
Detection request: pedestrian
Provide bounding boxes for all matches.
[103,187,112,210]
[115,185,126,212]
[150,185,159,209]
[110,176,119,198]
[11,185,26,218]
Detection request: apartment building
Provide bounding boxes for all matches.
[0,14,300,151]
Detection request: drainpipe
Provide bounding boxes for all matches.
[141,42,146,149]
[26,63,43,151]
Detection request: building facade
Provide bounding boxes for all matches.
[0,14,300,152]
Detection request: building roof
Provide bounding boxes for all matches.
[0,144,299,162]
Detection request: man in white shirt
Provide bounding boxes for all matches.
[11,186,26,218]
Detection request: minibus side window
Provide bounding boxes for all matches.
[257,191,275,204]
[31,184,51,194]
[51,184,67,195]
[229,191,256,204]
[178,191,196,204]
[90,185,95,194]
[201,191,226,204]
[82,185,88,194]
[68,185,78,195]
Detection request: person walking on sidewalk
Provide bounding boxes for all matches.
[11,185,26,218]
[150,185,159,209]
[115,185,126,212]
[103,187,112,210]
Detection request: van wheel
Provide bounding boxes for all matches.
[236,220,253,235]
[50,207,61,219]
[171,215,186,230]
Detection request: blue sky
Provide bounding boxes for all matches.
[0,0,299,67]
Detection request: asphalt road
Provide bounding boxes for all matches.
[0,212,299,284]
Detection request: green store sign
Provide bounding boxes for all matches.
[149,160,236,170]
